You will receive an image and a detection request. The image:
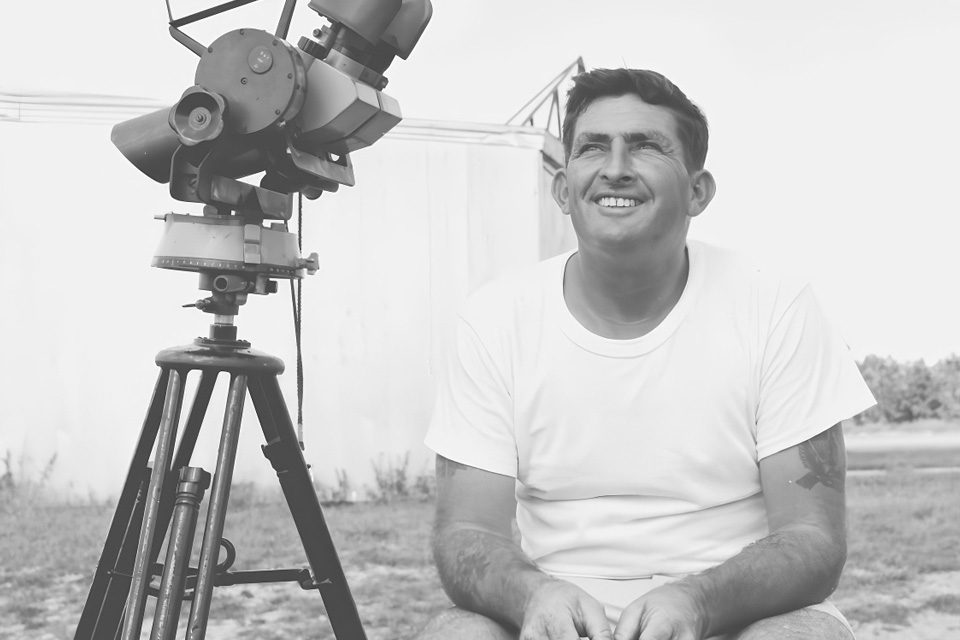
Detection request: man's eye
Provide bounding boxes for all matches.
[578,143,603,153]
[635,142,662,152]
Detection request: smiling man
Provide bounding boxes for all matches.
[416,68,875,640]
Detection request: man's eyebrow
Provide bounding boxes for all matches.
[572,130,674,147]
[624,131,674,146]
[572,132,611,147]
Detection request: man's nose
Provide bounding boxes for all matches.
[599,141,634,183]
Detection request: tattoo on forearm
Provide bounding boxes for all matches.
[796,425,845,491]
[433,527,536,614]
[453,531,493,587]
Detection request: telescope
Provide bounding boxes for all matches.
[113,0,431,317]
[75,1,431,639]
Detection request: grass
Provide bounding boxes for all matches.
[0,496,447,640]
[1,447,957,639]
[847,418,960,434]
[834,467,960,633]
[847,446,960,470]
[840,468,959,581]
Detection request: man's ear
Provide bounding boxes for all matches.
[687,169,716,218]
[552,168,571,215]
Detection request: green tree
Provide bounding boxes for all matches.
[857,355,908,422]
[856,354,960,423]
[901,359,941,420]
[932,355,960,420]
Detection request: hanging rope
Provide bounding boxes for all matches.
[288,192,306,450]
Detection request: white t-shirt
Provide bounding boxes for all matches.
[425,239,875,584]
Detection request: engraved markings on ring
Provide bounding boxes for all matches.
[248,46,274,74]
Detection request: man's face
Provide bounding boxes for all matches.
[554,94,710,253]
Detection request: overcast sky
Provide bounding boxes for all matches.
[5,0,960,361]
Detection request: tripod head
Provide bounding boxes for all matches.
[110,0,432,317]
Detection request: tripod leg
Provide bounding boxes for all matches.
[75,369,169,640]
[249,374,368,640]
[82,369,214,640]
[134,368,220,584]
[171,370,218,471]
[150,467,211,640]
[137,368,219,573]
[120,369,186,640]
[185,373,248,640]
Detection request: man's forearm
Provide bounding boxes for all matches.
[432,524,555,629]
[678,523,845,637]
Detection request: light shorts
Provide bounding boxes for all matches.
[558,573,855,638]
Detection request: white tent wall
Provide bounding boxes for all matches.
[0,118,575,501]
[537,135,570,260]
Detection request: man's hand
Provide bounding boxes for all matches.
[433,457,612,636]
[613,583,707,640]
[520,580,613,640]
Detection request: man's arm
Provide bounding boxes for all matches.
[432,455,613,639]
[614,423,847,640]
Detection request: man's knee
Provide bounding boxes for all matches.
[729,608,853,640]
[414,606,517,640]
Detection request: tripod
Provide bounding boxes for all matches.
[75,320,367,640]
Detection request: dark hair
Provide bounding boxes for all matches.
[562,68,709,171]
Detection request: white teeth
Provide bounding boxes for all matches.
[597,196,640,208]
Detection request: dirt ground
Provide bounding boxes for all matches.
[5,443,957,639]
[853,611,960,640]
[9,567,958,639]
[834,570,960,640]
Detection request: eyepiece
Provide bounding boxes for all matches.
[170,87,226,146]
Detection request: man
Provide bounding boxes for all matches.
[417,68,875,640]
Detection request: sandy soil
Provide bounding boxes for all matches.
[853,611,960,640]
[836,570,960,640]
[10,568,960,639]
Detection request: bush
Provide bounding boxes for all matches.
[856,354,960,423]
[368,452,412,503]
[314,467,355,505]
[0,450,58,513]
[367,452,436,503]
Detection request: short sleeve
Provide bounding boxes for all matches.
[756,284,876,459]
[424,315,518,477]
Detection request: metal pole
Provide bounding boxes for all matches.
[250,374,368,639]
[185,374,247,640]
[75,369,169,640]
[150,467,211,640]
[120,370,184,640]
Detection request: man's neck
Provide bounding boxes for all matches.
[564,241,690,340]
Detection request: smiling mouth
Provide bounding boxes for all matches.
[595,196,642,208]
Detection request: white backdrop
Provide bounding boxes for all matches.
[0,118,570,500]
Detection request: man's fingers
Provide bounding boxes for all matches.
[614,606,679,640]
[637,617,682,640]
[519,582,615,640]
[520,604,612,640]
[613,602,643,640]
[575,597,614,639]
[519,616,580,640]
